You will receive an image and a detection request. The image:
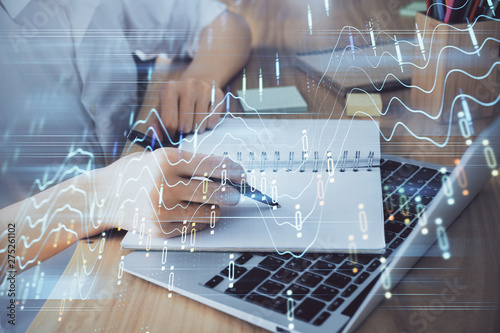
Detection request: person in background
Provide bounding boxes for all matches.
[0,0,251,279]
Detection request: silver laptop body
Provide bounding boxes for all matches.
[123,117,500,333]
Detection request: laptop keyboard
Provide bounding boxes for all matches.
[203,159,446,326]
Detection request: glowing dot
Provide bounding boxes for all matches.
[389,215,394,221]
[385,291,392,299]
[295,204,300,210]
[358,204,364,209]
[288,324,294,330]
[330,178,335,183]
[362,234,368,240]
[440,167,447,173]
[319,201,324,206]
[454,159,460,165]
[422,228,428,235]
[462,189,469,196]
[145,253,149,257]
[482,139,489,146]
[404,218,410,225]
[435,218,443,225]
[443,252,450,260]
[448,198,455,205]
[457,111,464,117]
[353,268,358,274]
[349,235,354,241]
[466,139,472,145]
[102,232,106,237]
[493,170,499,176]
[297,232,302,238]
[210,230,214,235]
[287,290,293,295]
[383,185,389,191]
[317,174,322,179]
[58,317,62,322]
[380,257,386,263]
[415,196,421,203]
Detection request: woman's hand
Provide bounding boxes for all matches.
[158,77,224,139]
[105,148,245,238]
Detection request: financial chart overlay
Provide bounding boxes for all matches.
[0,1,499,332]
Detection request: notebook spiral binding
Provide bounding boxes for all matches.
[229,150,375,173]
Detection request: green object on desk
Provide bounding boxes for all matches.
[399,1,427,17]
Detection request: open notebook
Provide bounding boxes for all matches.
[121,118,385,253]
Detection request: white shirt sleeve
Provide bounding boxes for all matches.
[121,0,226,58]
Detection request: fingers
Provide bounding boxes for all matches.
[193,86,211,134]
[181,179,240,206]
[159,83,179,138]
[154,221,208,238]
[207,88,224,130]
[158,203,220,224]
[179,90,195,134]
[159,79,224,137]
[173,151,245,184]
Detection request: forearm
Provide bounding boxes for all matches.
[182,11,251,87]
[0,169,111,279]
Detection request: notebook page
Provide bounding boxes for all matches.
[178,118,381,170]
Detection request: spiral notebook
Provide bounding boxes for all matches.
[121,118,385,253]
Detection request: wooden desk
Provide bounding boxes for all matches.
[29,1,500,332]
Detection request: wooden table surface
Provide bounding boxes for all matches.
[29,1,500,332]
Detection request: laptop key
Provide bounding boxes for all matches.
[341,284,358,298]
[285,258,312,272]
[413,195,433,205]
[270,252,293,260]
[381,160,401,171]
[313,311,331,326]
[420,185,440,197]
[385,220,406,233]
[413,167,438,180]
[258,256,285,271]
[321,253,347,264]
[205,275,224,289]
[381,169,392,179]
[366,260,381,272]
[355,254,377,265]
[390,238,404,249]
[295,298,326,322]
[258,280,285,296]
[385,231,396,243]
[220,264,247,279]
[327,298,344,311]
[312,284,339,302]
[400,228,413,238]
[338,261,363,277]
[325,273,351,289]
[310,260,336,276]
[272,268,298,284]
[235,253,253,265]
[405,177,426,188]
[394,164,419,178]
[246,292,273,309]
[271,296,290,314]
[284,283,310,301]
[354,272,370,285]
[394,211,415,224]
[225,267,270,298]
[297,272,323,288]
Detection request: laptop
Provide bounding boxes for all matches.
[122,116,500,333]
[295,40,415,96]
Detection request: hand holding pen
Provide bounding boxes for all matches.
[126,129,280,208]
